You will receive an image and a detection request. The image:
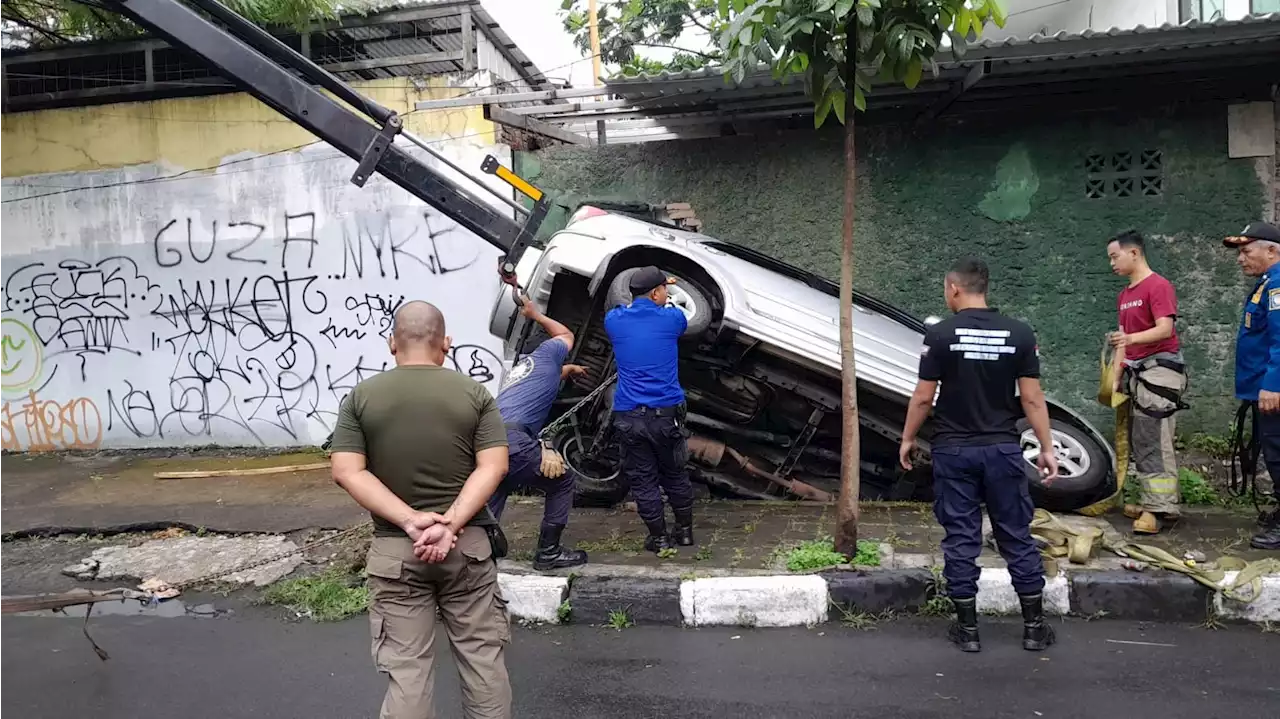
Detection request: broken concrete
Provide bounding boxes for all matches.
[67,536,303,587]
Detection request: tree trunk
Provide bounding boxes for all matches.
[833,81,861,557]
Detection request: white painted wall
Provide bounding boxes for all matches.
[1,137,514,450]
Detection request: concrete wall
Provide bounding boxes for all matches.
[1,80,511,450]
[521,102,1273,435]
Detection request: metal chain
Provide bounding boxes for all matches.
[167,521,373,593]
[539,372,617,440]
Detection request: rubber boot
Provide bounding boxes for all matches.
[1250,524,1280,551]
[643,518,674,553]
[947,597,981,653]
[672,505,695,547]
[532,524,588,571]
[1132,511,1161,535]
[1019,592,1056,651]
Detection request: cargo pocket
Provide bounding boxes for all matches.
[458,531,496,591]
[369,612,390,673]
[365,550,404,581]
[493,593,512,645]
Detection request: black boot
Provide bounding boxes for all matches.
[532,524,588,571]
[643,518,674,553]
[947,597,981,653]
[1019,592,1056,651]
[1250,524,1280,551]
[672,505,695,547]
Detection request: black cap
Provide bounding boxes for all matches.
[628,266,675,294]
[1224,221,1280,247]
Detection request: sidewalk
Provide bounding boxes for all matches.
[5,451,1278,627]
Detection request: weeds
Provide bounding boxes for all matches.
[729,547,746,569]
[606,608,633,630]
[831,599,895,630]
[261,567,368,622]
[784,538,881,572]
[679,571,699,581]
[1179,468,1220,506]
[657,547,678,560]
[1182,431,1235,460]
[694,546,714,562]
[556,601,572,624]
[1260,621,1279,635]
[918,565,954,618]
[576,529,645,554]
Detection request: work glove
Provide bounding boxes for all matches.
[540,444,566,479]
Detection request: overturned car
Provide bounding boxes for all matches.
[489,206,1116,512]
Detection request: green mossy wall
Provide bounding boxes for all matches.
[518,104,1268,434]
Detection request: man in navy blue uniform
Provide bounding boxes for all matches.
[486,288,590,570]
[899,257,1059,653]
[605,266,695,553]
[1222,222,1280,550]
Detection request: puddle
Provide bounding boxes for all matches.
[15,598,227,619]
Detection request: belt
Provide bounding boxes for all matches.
[618,404,684,418]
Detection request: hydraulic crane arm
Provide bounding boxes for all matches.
[103,0,549,275]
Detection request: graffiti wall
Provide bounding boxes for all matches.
[2,141,511,450]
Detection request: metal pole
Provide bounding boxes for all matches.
[587,0,607,146]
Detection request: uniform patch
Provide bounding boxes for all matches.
[1270,288,1280,311]
[501,356,535,390]
[920,344,930,357]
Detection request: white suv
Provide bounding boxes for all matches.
[490,206,1114,510]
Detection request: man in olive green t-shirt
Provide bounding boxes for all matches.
[329,300,511,719]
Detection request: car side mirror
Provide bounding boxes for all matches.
[924,315,942,326]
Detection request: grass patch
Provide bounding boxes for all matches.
[831,601,896,631]
[576,529,645,554]
[694,546,714,561]
[1179,468,1220,506]
[657,547,678,560]
[557,601,572,624]
[1180,431,1235,460]
[262,567,368,622]
[606,608,633,630]
[918,565,954,618]
[785,538,881,572]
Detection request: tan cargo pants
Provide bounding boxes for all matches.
[1124,356,1187,516]
[366,528,512,719]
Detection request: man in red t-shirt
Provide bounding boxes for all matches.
[1107,230,1188,534]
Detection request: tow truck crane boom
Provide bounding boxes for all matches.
[102,0,550,276]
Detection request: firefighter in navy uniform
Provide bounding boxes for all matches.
[605,266,696,554]
[898,257,1060,653]
[486,283,590,570]
[1222,222,1280,551]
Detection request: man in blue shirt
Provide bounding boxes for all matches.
[605,266,695,553]
[1223,222,1280,550]
[487,288,590,570]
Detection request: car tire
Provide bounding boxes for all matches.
[556,431,629,506]
[1017,417,1116,512]
[606,267,713,337]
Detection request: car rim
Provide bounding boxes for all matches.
[559,434,622,484]
[666,284,697,322]
[1020,428,1091,478]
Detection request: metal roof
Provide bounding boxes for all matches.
[511,12,1280,145]
[1,0,552,113]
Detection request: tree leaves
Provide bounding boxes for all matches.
[2,0,348,47]
[719,0,1004,126]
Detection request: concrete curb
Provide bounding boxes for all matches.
[495,567,1280,627]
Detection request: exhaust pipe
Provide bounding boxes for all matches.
[685,435,832,502]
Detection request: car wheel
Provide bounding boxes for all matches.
[606,267,713,337]
[556,431,629,506]
[1017,417,1115,512]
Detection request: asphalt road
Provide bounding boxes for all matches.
[3,611,1278,719]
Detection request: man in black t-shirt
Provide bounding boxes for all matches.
[898,257,1060,654]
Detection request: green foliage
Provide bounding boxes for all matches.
[977,143,1040,222]
[1178,467,1220,506]
[261,567,369,622]
[717,0,1006,126]
[557,600,573,623]
[559,0,724,77]
[1184,431,1236,460]
[785,537,879,571]
[606,608,635,630]
[2,0,357,48]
